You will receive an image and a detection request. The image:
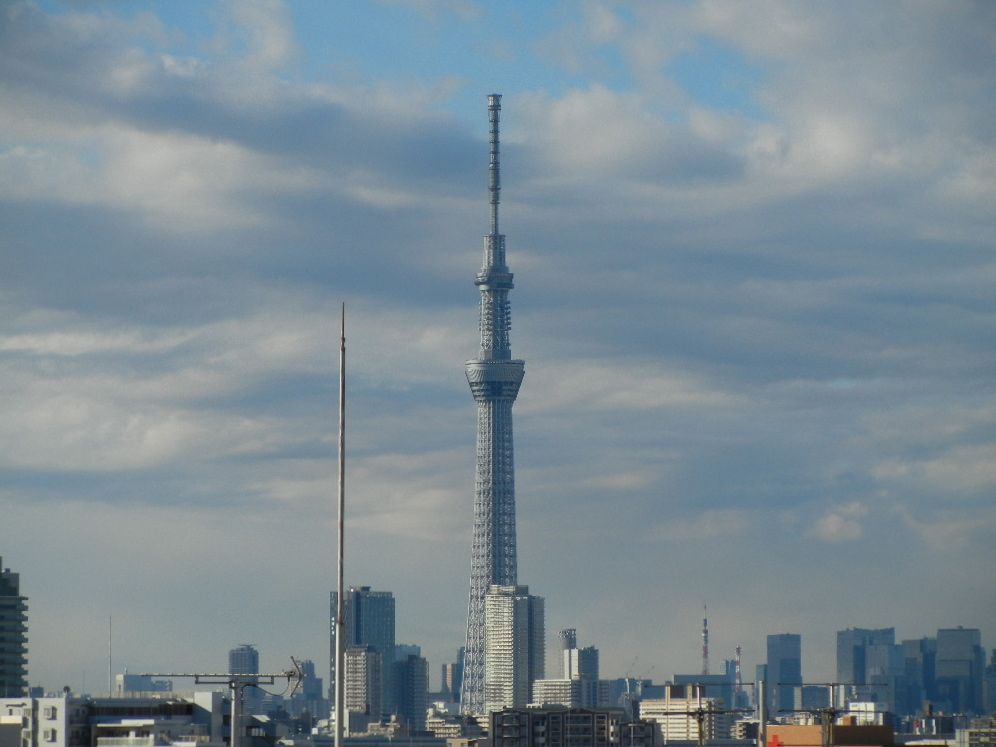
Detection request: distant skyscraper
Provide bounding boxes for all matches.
[673,673,735,710]
[766,634,802,714]
[330,586,396,717]
[983,649,996,714]
[229,643,260,675]
[560,634,599,708]
[461,92,526,716]
[229,643,260,712]
[901,636,936,713]
[441,647,464,702]
[393,652,428,732]
[935,627,984,713]
[0,557,28,697]
[558,629,578,677]
[285,658,326,718]
[484,584,544,714]
[755,664,768,710]
[836,628,895,685]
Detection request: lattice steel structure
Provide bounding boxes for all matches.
[461,93,524,716]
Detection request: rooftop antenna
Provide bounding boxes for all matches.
[333,303,346,747]
[702,604,709,676]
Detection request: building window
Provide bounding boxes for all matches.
[43,706,57,720]
[43,730,57,742]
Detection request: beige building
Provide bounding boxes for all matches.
[638,685,730,742]
[343,646,382,732]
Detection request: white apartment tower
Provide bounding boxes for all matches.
[484,584,544,714]
[343,646,382,724]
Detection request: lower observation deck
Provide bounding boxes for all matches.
[465,359,524,401]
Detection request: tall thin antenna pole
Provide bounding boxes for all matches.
[334,303,346,747]
[488,93,501,235]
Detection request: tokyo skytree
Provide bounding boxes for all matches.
[460,93,524,716]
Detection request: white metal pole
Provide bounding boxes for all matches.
[334,304,346,747]
[108,616,112,696]
[231,682,239,747]
[757,680,766,747]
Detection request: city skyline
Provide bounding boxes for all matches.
[1,1,995,694]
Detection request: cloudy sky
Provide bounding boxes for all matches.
[2,0,995,695]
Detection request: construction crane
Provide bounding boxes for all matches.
[138,659,302,747]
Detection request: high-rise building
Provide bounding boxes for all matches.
[330,586,396,717]
[343,646,382,730]
[836,628,908,713]
[559,630,578,677]
[755,664,769,711]
[484,585,544,714]
[228,643,260,713]
[0,558,28,697]
[393,652,428,732]
[767,634,802,714]
[461,93,525,716]
[228,644,259,675]
[984,649,996,714]
[286,659,327,719]
[441,648,464,702]
[901,637,937,713]
[935,627,984,714]
[548,634,601,708]
[672,673,734,711]
[837,628,895,685]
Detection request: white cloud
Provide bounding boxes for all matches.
[2,0,995,692]
[651,509,751,541]
[811,502,868,543]
[519,358,741,415]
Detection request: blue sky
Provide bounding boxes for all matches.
[2,0,995,695]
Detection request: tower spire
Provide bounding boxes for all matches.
[461,93,524,716]
[488,93,501,235]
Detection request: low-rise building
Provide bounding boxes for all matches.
[1,692,227,747]
[638,686,730,743]
[491,706,654,747]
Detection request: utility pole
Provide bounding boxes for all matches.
[138,667,300,747]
